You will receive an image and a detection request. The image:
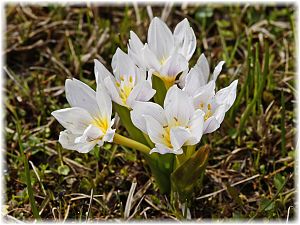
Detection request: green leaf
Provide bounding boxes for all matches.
[171,145,210,201]
[57,165,70,176]
[113,103,173,194]
[113,103,147,144]
[152,75,167,107]
[143,153,174,194]
[260,198,275,211]
[274,174,285,192]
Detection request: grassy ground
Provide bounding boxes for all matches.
[4,3,296,221]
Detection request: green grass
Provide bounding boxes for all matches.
[4,3,295,221]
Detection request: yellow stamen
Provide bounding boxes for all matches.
[204,110,212,121]
[92,117,109,133]
[199,103,204,109]
[162,126,172,148]
[207,103,211,110]
[129,75,133,83]
[120,75,125,81]
[119,84,133,105]
[116,81,120,87]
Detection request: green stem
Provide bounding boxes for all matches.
[186,145,196,159]
[113,133,151,154]
[16,121,41,220]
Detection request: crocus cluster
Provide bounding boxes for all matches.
[52,17,238,156]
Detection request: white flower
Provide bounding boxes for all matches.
[128,17,196,87]
[182,54,238,134]
[94,48,156,109]
[130,85,205,155]
[51,78,115,153]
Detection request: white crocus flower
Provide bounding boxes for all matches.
[128,17,196,87]
[130,85,205,155]
[51,78,115,153]
[182,54,238,134]
[94,48,156,109]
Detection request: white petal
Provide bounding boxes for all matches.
[134,67,147,84]
[96,88,112,119]
[65,78,99,118]
[193,80,216,107]
[178,68,189,88]
[215,80,238,111]
[126,80,156,108]
[191,54,210,86]
[164,85,194,126]
[159,53,188,78]
[51,107,92,134]
[144,115,164,145]
[130,102,166,133]
[186,109,205,145]
[75,124,103,144]
[213,104,227,124]
[150,143,183,155]
[142,44,161,71]
[104,76,123,106]
[173,18,196,61]
[148,17,174,62]
[128,31,146,68]
[59,130,96,153]
[102,128,115,143]
[94,59,114,89]
[203,116,220,134]
[170,126,191,151]
[111,48,136,81]
[212,61,225,81]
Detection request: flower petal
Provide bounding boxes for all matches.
[143,115,164,145]
[170,126,191,151]
[186,109,205,145]
[215,80,238,111]
[102,127,116,143]
[126,80,156,108]
[142,44,161,71]
[159,53,188,79]
[104,76,123,106]
[51,107,93,134]
[212,61,225,81]
[96,88,112,119]
[213,104,227,124]
[75,124,103,144]
[192,80,216,107]
[191,54,210,86]
[203,116,220,134]
[94,59,114,89]
[59,130,97,153]
[148,17,174,62]
[164,85,194,126]
[173,18,196,61]
[111,48,136,81]
[178,68,189,88]
[65,78,99,118]
[130,102,166,133]
[128,31,146,68]
[150,143,183,155]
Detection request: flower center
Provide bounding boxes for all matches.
[92,117,109,134]
[199,102,213,121]
[161,125,172,148]
[116,75,134,105]
[153,72,176,89]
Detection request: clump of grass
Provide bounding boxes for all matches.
[4,3,295,221]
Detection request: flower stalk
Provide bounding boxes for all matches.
[16,120,41,221]
[113,133,151,154]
